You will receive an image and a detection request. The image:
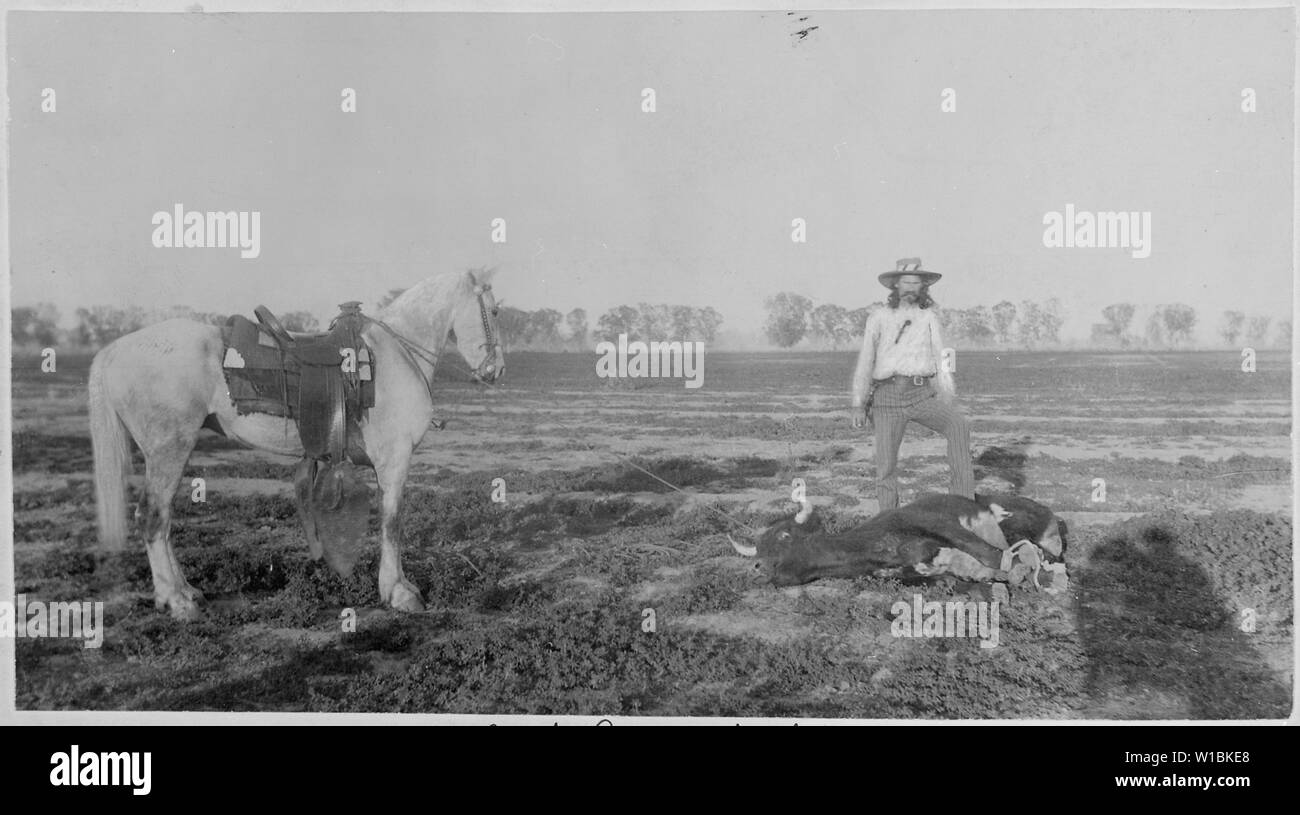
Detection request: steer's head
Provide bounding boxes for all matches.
[729,499,820,560]
[730,500,888,586]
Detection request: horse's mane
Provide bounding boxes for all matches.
[377,267,496,324]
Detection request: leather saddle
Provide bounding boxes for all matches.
[220,301,375,466]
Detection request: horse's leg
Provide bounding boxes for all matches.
[293,458,324,561]
[373,452,424,612]
[98,321,221,620]
[138,429,205,620]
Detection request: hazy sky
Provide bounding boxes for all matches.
[7,8,1294,342]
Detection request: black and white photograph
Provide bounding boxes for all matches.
[2,1,1295,723]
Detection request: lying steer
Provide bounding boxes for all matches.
[730,493,1067,590]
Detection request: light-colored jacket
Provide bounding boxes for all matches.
[850,305,955,408]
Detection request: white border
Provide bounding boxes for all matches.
[1,0,1296,727]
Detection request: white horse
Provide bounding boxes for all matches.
[88,268,505,619]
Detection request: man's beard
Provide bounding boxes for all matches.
[888,287,933,310]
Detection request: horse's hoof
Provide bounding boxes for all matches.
[161,594,202,622]
[388,580,425,613]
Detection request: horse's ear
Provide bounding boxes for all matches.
[472,266,498,286]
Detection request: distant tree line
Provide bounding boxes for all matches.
[10,303,63,347]
[763,294,1068,350]
[378,289,727,350]
[15,295,724,353]
[764,295,1290,350]
[9,303,318,349]
[493,307,589,350]
[1091,303,1289,349]
[11,297,1290,352]
[379,287,597,351]
[1213,310,1290,349]
[592,304,723,345]
[486,302,724,350]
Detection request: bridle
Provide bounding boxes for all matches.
[365,282,502,408]
[472,283,502,375]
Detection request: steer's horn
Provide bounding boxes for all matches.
[795,499,812,525]
[727,533,757,558]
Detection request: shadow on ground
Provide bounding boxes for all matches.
[974,440,1033,492]
[1076,511,1292,719]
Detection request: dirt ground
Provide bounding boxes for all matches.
[10,349,1293,718]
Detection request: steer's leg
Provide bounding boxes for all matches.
[934,521,1009,574]
[373,452,424,612]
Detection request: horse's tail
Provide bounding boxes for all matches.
[89,349,131,551]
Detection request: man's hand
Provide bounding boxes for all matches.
[935,371,956,405]
[852,404,870,430]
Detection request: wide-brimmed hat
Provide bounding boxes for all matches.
[878,258,941,288]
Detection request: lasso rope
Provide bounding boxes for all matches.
[600,445,763,537]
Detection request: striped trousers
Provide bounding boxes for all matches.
[869,379,974,510]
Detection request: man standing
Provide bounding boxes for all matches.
[850,258,974,510]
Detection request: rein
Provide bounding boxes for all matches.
[365,316,442,407]
[365,284,501,410]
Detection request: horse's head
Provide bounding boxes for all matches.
[450,269,506,384]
